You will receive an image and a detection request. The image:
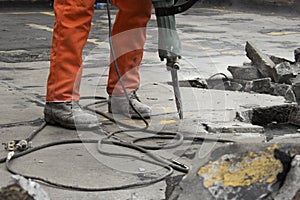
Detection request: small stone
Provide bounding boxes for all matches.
[274,62,297,84]
[244,78,272,94]
[138,168,146,172]
[227,64,261,80]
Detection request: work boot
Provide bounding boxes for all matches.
[108,91,152,119]
[44,101,99,129]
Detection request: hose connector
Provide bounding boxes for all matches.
[7,151,15,161]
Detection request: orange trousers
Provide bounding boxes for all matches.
[46,0,152,102]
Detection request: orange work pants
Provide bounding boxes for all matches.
[46,0,152,102]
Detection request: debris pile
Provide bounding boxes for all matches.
[224,41,300,126]
[227,41,300,103]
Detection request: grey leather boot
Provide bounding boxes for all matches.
[108,91,152,119]
[44,101,99,129]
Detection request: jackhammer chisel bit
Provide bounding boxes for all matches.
[167,58,183,119]
[152,0,183,119]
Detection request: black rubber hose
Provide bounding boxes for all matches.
[5,139,174,191]
[99,138,189,173]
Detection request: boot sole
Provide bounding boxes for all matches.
[44,115,99,130]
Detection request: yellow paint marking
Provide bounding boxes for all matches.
[159,120,176,125]
[94,10,107,13]
[25,24,107,46]
[198,7,232,13]
[146,34,153,39]
[220,51,242,55]
[39,11,54,16]
[267,31,300,36]
[87,38,108,45]
[153,106,173,112]
[0,11,54,15]
[27,23,53,32]
[0,12,39,15]
[198,144,282,188]
[121,119,136,124]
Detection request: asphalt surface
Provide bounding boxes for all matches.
[0,3,300,200]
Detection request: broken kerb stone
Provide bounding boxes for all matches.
[245,41,277,81]
[227,63,261,80]
[244,77,272,94]
[205,122,264,134]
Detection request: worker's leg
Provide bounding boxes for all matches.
[46,0,94,102]
[106,0,152,95]
[107,0,153,119]
[44,0,99,129]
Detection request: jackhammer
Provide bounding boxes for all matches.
[152,0,199,119]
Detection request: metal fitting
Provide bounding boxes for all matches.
[2,141,16,151]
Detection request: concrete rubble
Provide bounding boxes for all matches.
[200,41,300,129]
[226,41,300,98]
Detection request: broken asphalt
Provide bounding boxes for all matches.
[0,2,300,200]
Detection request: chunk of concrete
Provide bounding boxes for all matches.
[269,55,294,65]
[205,122,264,133]
[271,83,296,103]
[168,144,300,200]
[210,80,243,91]
[292,63,300,74]
[165,175,184,200]
[275,62,297,84]
[274,155,300,200]
[289,106,300,126]
[244,77,272,94]
[227,64,261,80]
[238,104,297,126]
[245,41,277,81]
